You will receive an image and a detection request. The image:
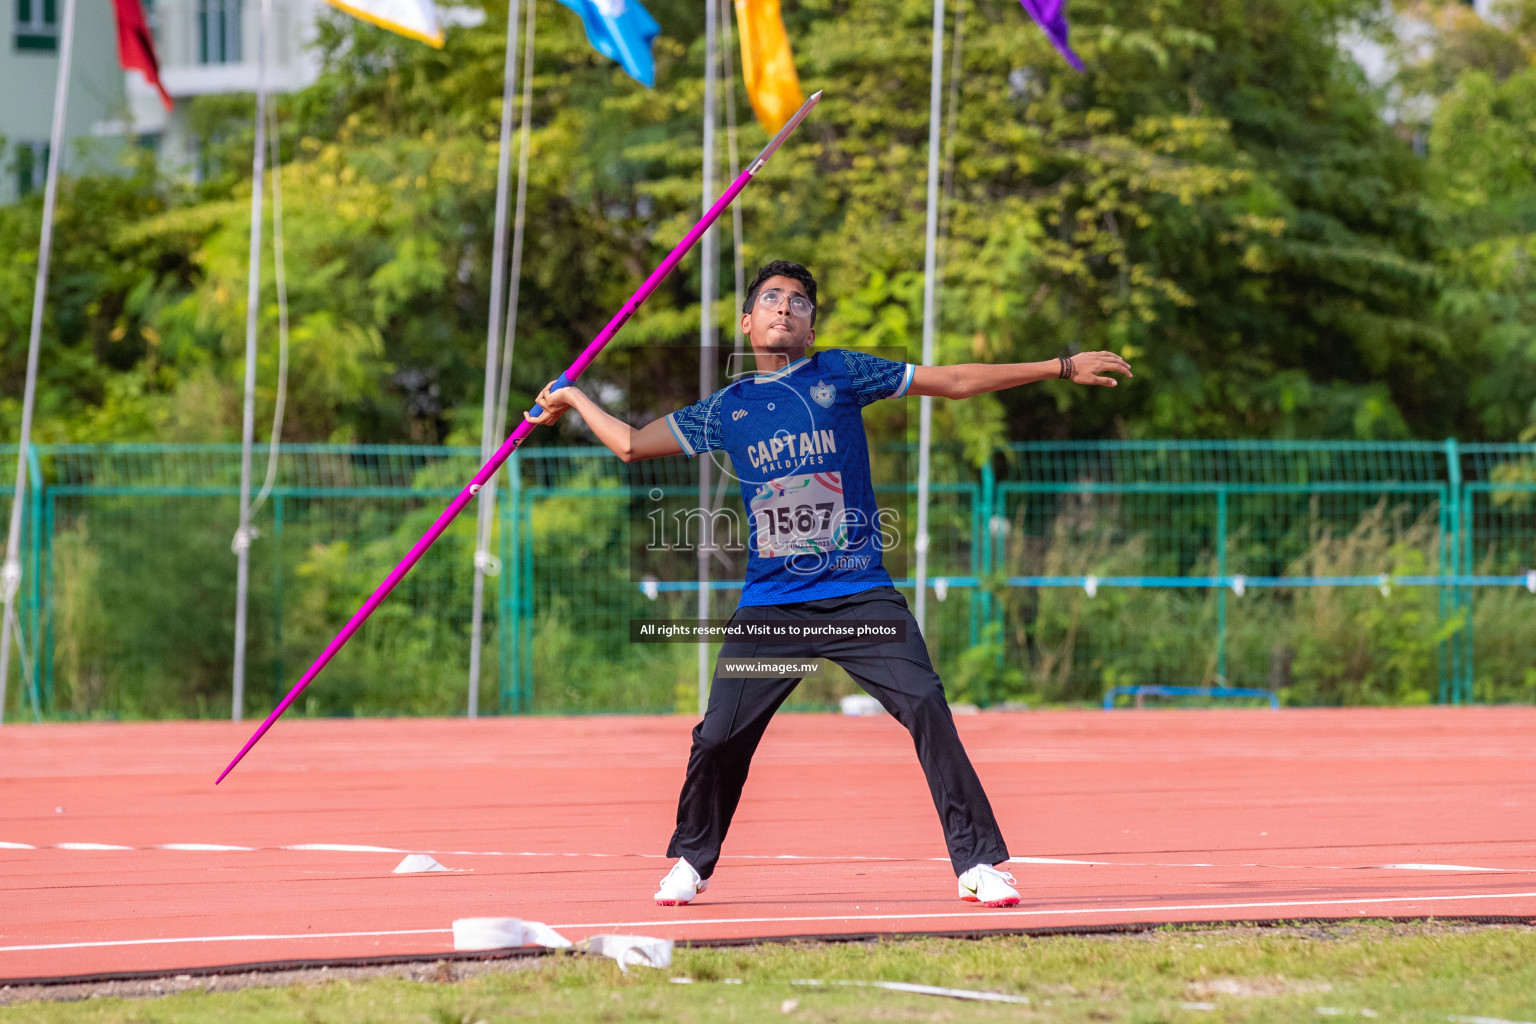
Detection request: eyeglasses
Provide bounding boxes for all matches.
[752,288,815,320]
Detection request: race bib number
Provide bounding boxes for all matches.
[749,472,847,559]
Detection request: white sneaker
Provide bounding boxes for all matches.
[958,863,1020,907]
[654,858,708,906]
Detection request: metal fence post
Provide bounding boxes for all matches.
[1215,486,1228,684]
[521,488,535,711]
[1438,438,1458,704]
[500,457,517,713]
[1437,480,1451,704]
[969,479,981,651]
[42,490,54,710]
[507,457,524,713]
[272,494,284,703]
[27,445,43,713]
[1462,475,1474,700]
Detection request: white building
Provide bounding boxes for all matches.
[126,0,324,174]
[0,0,323,201]
[1349,0,1497,98]
[0,0,131,202]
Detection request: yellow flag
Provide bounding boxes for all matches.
[323,0,443,47]
[733,0,804,133]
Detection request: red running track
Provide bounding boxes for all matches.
[3,707,1535,980]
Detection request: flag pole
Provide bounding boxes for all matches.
[468,0,525,719]
[217,91,824,783]
[493,0,538,448]
[484,0,538,713]
[722,0,745,351]
[0,0,77,725]
[709,0,745,520]
[231,0,273,723]
[914,0,946,637]
[697,0,720,718]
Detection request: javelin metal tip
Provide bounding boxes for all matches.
[751,90,826,169]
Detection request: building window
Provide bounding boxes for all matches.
[197,0,243,64]
[14,142,49,198]
[15,0,58,51]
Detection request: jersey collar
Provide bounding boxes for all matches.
[750,354,811,383]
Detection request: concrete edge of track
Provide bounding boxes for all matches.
[6,915,1533,990]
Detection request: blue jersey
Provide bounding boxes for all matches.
[665,348,916,607]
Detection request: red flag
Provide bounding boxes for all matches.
[112,0,173,111]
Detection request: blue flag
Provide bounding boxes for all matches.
[557,0,661,87]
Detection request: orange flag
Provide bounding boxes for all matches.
[733,0,804,133]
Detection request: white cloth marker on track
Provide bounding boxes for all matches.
[582,934,673,972]
[451,918,571,951]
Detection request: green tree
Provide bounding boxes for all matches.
[3,0,1531,450]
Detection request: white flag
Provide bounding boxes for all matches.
[324,0,443,47]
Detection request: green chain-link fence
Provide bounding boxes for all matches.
[2,440,1533,721]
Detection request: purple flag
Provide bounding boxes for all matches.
[1018,0,1084,71]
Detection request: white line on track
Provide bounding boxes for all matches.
[4,890,1534,957]
[3,843,1532,874]
[0,929,448,955]
[549,890,1536,931]
[1374,864,1508,872]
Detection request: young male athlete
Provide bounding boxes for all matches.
[526,261,1131,907]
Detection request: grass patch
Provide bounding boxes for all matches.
[4,923,1535,1022]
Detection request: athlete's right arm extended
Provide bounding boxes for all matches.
[523,380,683,463]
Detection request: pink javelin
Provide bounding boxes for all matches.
[217,91,824,784]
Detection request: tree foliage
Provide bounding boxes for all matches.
[2,0,1535,450]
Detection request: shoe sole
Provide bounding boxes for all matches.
[655,898,691,906]
[961,895,1020,907]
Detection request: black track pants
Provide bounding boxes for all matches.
[665,586,1010,878]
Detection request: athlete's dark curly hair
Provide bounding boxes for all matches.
[743,261,818,326]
